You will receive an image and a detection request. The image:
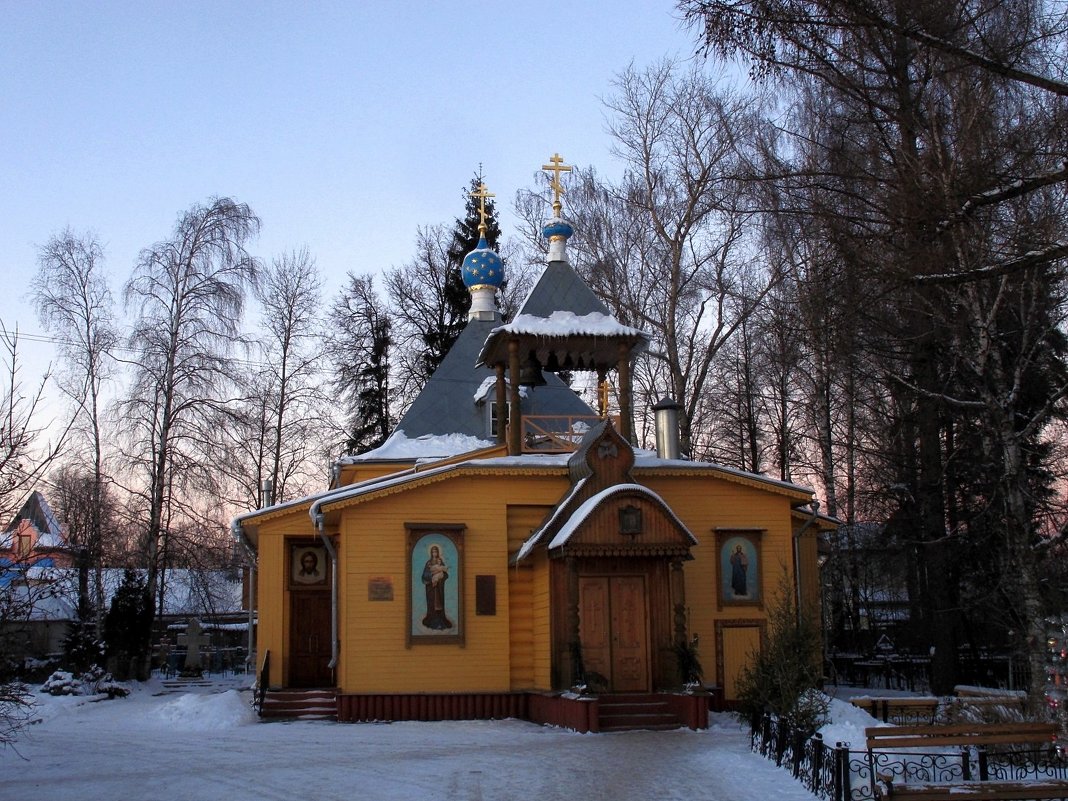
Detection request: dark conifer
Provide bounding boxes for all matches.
[421,171,503,376]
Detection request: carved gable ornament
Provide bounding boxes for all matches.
[546,484,697,559]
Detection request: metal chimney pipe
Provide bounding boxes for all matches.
[260,478,275,508]
[652,397,681,459]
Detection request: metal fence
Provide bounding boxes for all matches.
[750,712,1068,801]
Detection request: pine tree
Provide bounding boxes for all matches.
[735,574,827,736]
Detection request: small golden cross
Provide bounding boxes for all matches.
[470,182,496,229]
[541,152,572,208]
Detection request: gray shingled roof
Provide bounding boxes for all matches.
[391,313,594,440]
[516,260,610,316]
[518,260,609,318]
[390,257,615,442]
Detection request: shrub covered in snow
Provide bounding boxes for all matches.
[41,666,129,698]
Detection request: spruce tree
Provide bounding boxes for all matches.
[103,569,153,680]
[422,172,503,376]
[329,273,393,454]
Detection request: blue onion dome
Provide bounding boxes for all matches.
[462,232,504,289]
[542,218,574,242]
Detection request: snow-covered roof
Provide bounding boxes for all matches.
[313,452,573,518]
[515,478,588,562]
[490,310,650,341]
[340,430,497,463]
[387,315,593,443]
[1,490,69,550]
[546,483,698,551]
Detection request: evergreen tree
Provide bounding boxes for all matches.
[735,574,827,736]
[103,569,153,680]
[423,172,503,376]
[329,273,393,454]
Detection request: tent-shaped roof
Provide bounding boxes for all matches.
[389,315,593,442]
[518,259,609,318]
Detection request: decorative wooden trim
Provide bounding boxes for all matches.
[714,618,766,694]
[549,543,692,559]
[406,525,465,647]
[715,529,765,611]
[338,692,528,723]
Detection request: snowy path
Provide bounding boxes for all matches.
[1,681,821,801]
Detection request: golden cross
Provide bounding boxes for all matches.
[470,182,496,229]
[541,152,572,208]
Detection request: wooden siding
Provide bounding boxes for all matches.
[532,556,552,690]
[718,622,762,702]
[338,692,527,723]
[333,474,567,695]
[507,505,550,690]
[636,474,803,695]
[252,461,822,702]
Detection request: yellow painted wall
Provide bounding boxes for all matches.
[252,463,821,699]
[637,472,805,692]
[338,461,414,486]
[721,624,762,701]
[531,556,552,690]
[506,505,552,691]
[333,473,566,694]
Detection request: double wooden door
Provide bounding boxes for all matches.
[289,591,333,687]
[578,575,649,692]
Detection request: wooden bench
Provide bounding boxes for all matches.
[876,778,1068,799]
[852,696,940,724]
[867,722,1064,800]
[865,721,1058,750]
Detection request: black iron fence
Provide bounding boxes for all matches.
[750,712,1068,801]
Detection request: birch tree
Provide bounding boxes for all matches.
[33,229,116,624]
[680,0,1068,696]
[565,61,779,456]
[120,197,260,634]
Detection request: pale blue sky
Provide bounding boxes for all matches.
[2,1,697,364]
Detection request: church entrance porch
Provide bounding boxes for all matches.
[552,556,685,693]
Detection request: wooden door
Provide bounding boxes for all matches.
[721,624,761,702]
[579,575,648,692]
[289,592,333,687]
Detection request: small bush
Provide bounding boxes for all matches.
[673,638,704,688]
[40,666,128,699]
[735,574,828,737]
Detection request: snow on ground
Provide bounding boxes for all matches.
[1,676,844,801]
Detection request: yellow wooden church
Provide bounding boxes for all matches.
[232,158,833,731]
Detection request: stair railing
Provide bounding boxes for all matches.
[255,649,270,716]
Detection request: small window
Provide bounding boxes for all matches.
[16,533,32,557]
[489,400,507,439]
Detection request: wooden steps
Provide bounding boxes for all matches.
[597,693,684,732]
[259,688,338,721]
